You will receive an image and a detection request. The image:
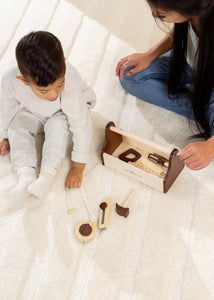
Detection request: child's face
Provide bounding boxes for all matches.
[17,75,65,101]
[29,76,65,101]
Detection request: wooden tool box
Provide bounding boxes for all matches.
[101,122,184,193]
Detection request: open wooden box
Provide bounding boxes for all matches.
[101,122,184,193]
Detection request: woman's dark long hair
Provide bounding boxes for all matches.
[147,0,214,138]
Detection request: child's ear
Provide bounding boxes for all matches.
[64,57,66,61]
[16,76,29,86]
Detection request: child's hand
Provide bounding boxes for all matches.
[65,162,86,189]
[0,139,10,156]
[177,138,214,170]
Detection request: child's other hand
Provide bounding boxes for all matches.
[65,162,85,189]
[0,139,10,156]
[177,138,214,170]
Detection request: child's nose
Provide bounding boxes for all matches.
[49,89,59,98]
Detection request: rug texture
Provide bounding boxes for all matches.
[0,1,214,299]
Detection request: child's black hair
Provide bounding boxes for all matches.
[16,31,66,87]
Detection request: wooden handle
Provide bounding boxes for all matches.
[109,125,171,157]
[123,189,136,207]
[98,197,113,229]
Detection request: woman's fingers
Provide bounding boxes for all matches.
[178,148,209,170]
[187,162,204,170]
[116,61,127,77]
[115,56,129,76]
[126,65,142,76]
[116,58,145,80]
[116,53,152,79]
[119,61,130,80]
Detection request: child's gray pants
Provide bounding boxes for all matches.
[7,109,69,173]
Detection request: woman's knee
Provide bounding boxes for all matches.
[119,67,141,93]
[119,55,170,91]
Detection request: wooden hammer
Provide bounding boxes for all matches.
[116,189,136,218]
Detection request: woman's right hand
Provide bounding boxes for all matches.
[116,52,154,81]
[0,139,10,155]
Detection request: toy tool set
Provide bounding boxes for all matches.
[66,122,185,244]
[66,188,136,244]
[101,122,184,193]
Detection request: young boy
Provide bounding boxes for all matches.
[0,31,96,202]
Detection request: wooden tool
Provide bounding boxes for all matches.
[65,188,96,244]
[75,221,96,243]
[100,202,107,225]
[148,153,169,168]
[129,157,166,178]
[116,189,136,218]
[118,148,167,178]
[98,197,113,230]
[119,148,142,162]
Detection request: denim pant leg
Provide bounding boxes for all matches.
[205,91,214,136]
[119,53,195,120]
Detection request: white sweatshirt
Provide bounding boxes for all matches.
[0,62,96,163]
[187,22,198,69]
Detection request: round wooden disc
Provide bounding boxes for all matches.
[79,223,92,236]
[75,221,95,243]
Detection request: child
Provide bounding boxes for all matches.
[0,31,96,202]
[116,0,214,171]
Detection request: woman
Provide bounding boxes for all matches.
[116,0,214,170]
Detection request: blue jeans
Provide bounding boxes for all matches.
[119,52,214,136]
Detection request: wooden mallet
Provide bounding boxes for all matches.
[116,189,136,218]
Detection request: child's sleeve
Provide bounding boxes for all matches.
[63,63,96,163]
[68,108,93,164]
[81,80,96,109]
[67,63,96,109]
[0,77,20,138]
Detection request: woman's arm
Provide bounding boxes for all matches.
[147,31,173,61]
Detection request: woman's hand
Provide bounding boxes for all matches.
[177,138,214,170]
[0,139,10,156]
[65,162,85,189]
[116,52,154,80]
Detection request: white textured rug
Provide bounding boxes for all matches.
[1,1,214,299]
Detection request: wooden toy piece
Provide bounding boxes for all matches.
[129,157,166,178]
[116,189,136,218]
[100,202,108,224]
[119,148,142,163]
[75,221,96,243]
[98,197,113,230]
[148,153,169,168]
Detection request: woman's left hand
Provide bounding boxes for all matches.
[177,138,214,170]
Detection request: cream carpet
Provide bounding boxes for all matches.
[1,1,214,299]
